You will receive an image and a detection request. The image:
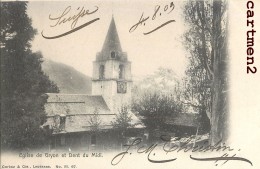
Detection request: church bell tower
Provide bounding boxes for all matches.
[92,17,132,113]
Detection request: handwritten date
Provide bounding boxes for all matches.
[129,2,176,35]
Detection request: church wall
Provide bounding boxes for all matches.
[92,80,113,110]
[92,80,132,114]
[105,60,115,79]
[124,62,132,80]
[92,61,100,80]
[92,60,132,80]
[102,60,130,80]
[111,81,132,114]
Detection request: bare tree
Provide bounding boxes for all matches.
[111,106,133,145]
[88,108,102,131]
[111,106,133,131]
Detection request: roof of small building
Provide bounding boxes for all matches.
[44,93,111,116]
[43,93,144,134]
[44,114,116,134]
[165,113,200,127]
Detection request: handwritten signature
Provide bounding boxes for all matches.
[42,5,99,39]
[129,2,176,35]
[111,136,253,166]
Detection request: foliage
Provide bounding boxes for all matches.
[1,2,59,150]
[88,108,102,131]
[111,106,133,131]
[182,0,214,121]
[182,0,228,143]
[132,92,184,132]
[132,68,185,133]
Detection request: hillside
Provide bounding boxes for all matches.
[42,59,92,94]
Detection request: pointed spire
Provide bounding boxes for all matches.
[101,16,122,54]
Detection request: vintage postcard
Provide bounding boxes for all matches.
[1,0,260,169]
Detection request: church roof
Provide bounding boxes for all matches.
[101,16,122,54]
[43,93,114,133]
[44,93,111,116]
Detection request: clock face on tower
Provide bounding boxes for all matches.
[117,81,127,93]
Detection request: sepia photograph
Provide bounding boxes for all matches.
[1,0,259,169]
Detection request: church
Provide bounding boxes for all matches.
[43,17,144,151]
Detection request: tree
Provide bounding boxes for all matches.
[132,68,185,140]
[182,0,228,144]
[1,2,59,150]
[132,93,184,132]
[111,106,133,145]
[111,106,133,131]
[210,0,229,145]
[88,108,102,131]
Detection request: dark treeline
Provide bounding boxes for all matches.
[1,2,59,150]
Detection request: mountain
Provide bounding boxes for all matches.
[42,59,92,94]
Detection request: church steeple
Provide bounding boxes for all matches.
[101,16,122,54]
[96,17,127,61]
[92,16,132,113]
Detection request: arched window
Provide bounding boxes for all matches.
[111,51,116,59]
[99,65,105,79]
[119,65,125,79]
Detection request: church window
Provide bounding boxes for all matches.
[111,51,116,59]
[119,65,125,79]
[99,65,105,79]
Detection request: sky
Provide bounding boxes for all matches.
[27,0,188,79]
